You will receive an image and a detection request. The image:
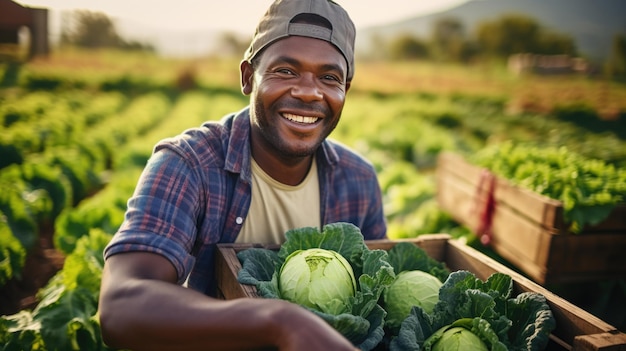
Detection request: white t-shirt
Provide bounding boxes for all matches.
[236,157,321,244]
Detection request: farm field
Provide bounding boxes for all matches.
[1,49,626,349]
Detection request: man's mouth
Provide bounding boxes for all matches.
[282,113,320,124]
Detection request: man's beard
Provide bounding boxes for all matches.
[251,98,338,158]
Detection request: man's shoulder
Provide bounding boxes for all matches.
[193,108,249,143]
[323,139,376,174]
[160,109,248,148]
[154,108,250,166]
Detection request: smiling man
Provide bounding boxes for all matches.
[98,0,386,350]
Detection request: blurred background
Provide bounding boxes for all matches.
[1,0,625,349]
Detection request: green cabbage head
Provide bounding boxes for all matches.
[384,270,442,329]
[278,248,356,315]
[432,327,488,351]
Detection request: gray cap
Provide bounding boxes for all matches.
[243,0,356,80]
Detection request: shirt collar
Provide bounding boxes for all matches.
[223,107,251,177]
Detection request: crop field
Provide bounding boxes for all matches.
[1,49,625,349]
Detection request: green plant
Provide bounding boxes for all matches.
[0,177,38,250]
[470,141,626,232]
[429,325,488,351]
[0,229,114,351]
[0,211,26,286]
[237,222,395,351]
[383,270,442,329]
[279,248,356,315]
[389,271,555,351]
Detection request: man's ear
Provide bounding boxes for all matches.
[240,60,253,95]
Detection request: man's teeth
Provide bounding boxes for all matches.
[283,113,319,124]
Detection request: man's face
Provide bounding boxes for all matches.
[242,36,350,160]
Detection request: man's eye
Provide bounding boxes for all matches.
[323,74,341,83]
[276,68,294,75]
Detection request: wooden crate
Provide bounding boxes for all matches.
[436,151,626,285]
[215,235,626,351]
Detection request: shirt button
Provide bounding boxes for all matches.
[235,217,243,225]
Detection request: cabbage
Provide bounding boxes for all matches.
[383,270,442,329]
[389,272,555,351]
[236,223,396,351]
[431,327,488,351]
[279,248,356,315]
[238,228,556,351]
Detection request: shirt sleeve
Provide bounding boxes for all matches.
[103,147,203,285]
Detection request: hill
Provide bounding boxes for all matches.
[357,0,626,62]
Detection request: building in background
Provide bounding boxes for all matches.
[0,0,49,59]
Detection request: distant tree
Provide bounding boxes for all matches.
[214,31,250,57]
[430,17,467,62]
[606,34,626,81]
[475,14,576,58]
[120,40,155,53]
[365,33,388,60]
[60,10,154,52]
[388,33,430,60]
[476,14,540,57]
[61,11,122,48]
[537,31,577,56]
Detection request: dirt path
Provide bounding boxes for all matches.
[0,222,64,316]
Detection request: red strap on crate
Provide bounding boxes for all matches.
[474,169,496,246]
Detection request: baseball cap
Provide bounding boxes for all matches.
[243,0,356,80]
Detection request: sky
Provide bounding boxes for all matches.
[17,0,470,34]
[15,0,471,56]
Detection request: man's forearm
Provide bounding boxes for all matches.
[99,252,358,351]
[99,256,283,350]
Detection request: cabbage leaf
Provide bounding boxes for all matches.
[386,242,450,282]
[389,270,555,351]
[237,222,395,351]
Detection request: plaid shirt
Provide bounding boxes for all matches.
[104,107,387,295]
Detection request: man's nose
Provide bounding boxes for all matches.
[290,74,323,101]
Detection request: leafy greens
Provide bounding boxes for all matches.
[237,222,396,351]
[389,270,556,351]
[237,222,556,351]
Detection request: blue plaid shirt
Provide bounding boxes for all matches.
[104,107,387,295]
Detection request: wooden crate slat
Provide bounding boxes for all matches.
[435,164,481,230]
[438,152,565,230]
[573,332,626,351]
[547,233,626,278]
[215,244,259,299]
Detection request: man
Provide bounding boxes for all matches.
[98,0,387,350]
